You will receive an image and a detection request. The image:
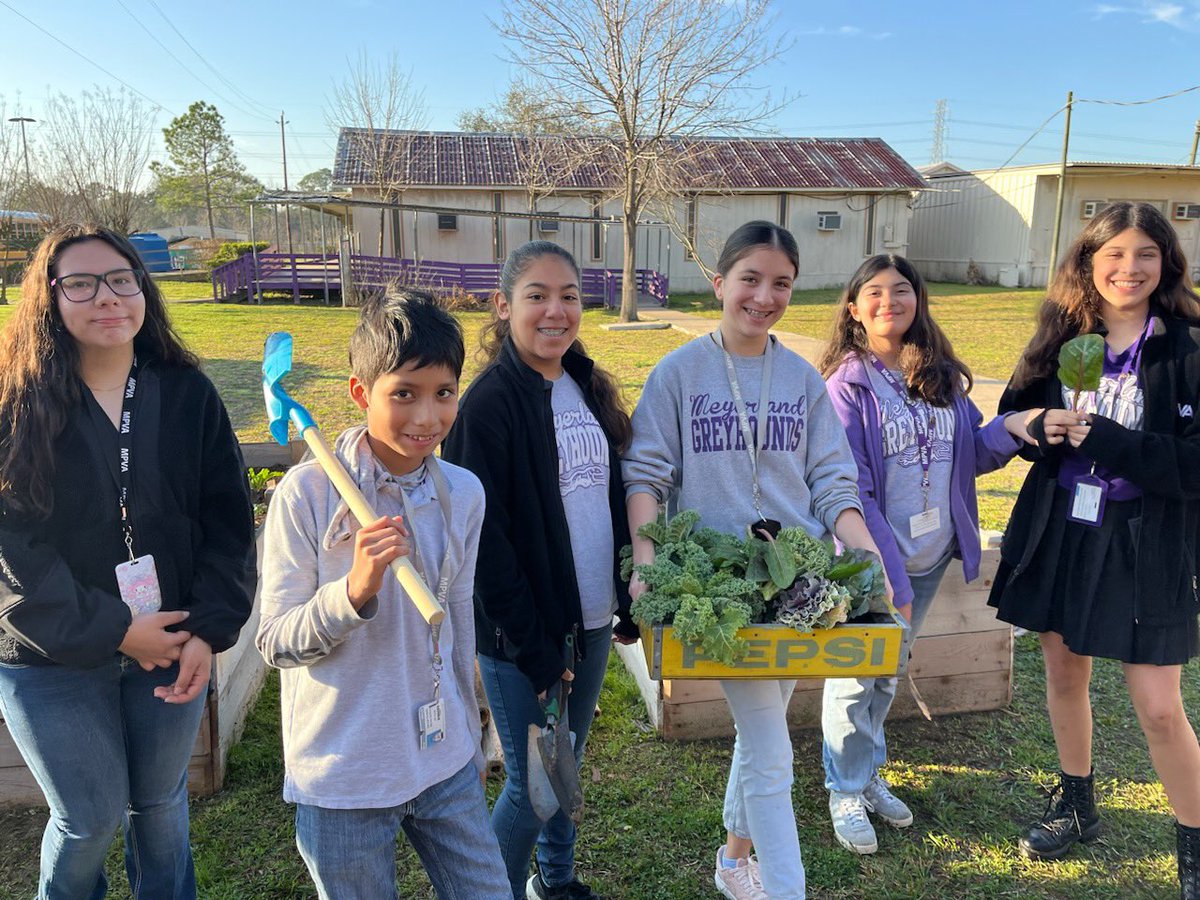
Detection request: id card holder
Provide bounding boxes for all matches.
[909,508,941,539]
[1067,475,1108,527]
[115,554,162,617]
[418,698,446,749]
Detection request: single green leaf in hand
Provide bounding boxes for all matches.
[1056,334,1105,410]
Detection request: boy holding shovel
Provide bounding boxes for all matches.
[257,290,508,899]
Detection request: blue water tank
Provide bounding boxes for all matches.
[128,232,171,273]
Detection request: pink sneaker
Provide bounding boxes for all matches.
[713,846,767,900]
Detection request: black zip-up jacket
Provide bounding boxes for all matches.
[0,363,257,667]
[998,311,1200,626]
[442,339,636,694]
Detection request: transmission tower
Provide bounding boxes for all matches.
[931,99,948,164]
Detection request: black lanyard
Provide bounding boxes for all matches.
[114,360,140,561]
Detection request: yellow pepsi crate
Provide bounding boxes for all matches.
[640,613,909,680]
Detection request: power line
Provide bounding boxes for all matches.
[1078,84,1200,106]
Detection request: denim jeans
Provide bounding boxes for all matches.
[294,761,507,900]
[477,624,611,898]
[822,556,952,794]
[720,678,806,899]
[0,656,207,900]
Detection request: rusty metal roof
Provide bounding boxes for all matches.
[333,129,925,192]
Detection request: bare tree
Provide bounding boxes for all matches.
[326,51,428,258]
[0,96,21,304]
[497,0,790,321]
[35,88,157,233]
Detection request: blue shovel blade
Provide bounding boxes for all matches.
[262,332,294,386]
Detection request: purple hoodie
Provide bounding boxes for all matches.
[824,354,1022,608]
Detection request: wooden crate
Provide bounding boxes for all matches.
[0,536,268,805]
[615,547,1012,740]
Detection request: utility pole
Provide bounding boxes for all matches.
[1047,91,1073,283]
[931,99,948,165]
[279,111,293,256]
[7,116,35,183]
[1190,119,1199,167]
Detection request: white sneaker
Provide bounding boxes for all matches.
[713,846,767,900]
[829,791,878,854]
[862,773,914,828]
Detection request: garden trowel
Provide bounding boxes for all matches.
[527,640,584,824]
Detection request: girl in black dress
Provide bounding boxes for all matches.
[992,202,1200,897]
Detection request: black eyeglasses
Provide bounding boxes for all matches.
[51,268,144,303]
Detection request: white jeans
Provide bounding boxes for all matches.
[721,679,806,899]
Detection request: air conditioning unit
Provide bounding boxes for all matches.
[1081,200,1108,220]
[816,211,842,231]
[437,214,458,231]
[537,219,560,233]
[1173,203,1200,221]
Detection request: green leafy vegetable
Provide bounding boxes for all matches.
[1057,334,1105,411]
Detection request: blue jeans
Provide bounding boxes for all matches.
[0,656,207,900]
[295,761,507,900]
[477,625,611,898]
[822,557,952,794]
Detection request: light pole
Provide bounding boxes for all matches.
[7,117,35,183]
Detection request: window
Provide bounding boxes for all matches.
[816,211,842,231]
[1173,202,1200,221]
[538,219,560,233]
[685,195,698,259]
[777,193,789,227]
[437,214,457,231]
[1081,200,1109,219]
[591,194,602,261]
[492,192,504,261]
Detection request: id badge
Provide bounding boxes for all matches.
[1068,475,1108,527]
[418,698,446,749]
[909,508,941,539]
[115,554,162,617]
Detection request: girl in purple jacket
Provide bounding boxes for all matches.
[816,254,1025,855]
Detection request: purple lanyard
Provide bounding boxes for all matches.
[868,353,934,501]
[1112,318,1153,392]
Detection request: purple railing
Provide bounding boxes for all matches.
[211,253,668,308]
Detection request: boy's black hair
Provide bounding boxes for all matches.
[349,287,465,385]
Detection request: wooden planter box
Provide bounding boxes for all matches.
[0,536,269,805]
[616,546,1012,740]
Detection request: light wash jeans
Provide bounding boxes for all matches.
[477,624,611,899]
[295,761,507,899]
[721,678,806,900]
[822,557,952,794]
[0,656,207,900]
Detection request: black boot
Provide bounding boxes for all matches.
[1180,820,1200,900]
[1018,770,1101,861]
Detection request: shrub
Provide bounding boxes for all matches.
[206,241,270,270]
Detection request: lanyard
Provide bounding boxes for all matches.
[713,329,774,521]
[1110,318,1153,396]
[868,353,935,509]
[397,456,455,701]
[115,359,140,561]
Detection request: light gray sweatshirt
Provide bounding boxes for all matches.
[257,426,485,809]
[623,334,862,537]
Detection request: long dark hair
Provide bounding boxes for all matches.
[1012,201,1200,388]
[820,254,972,406]
[479,240,631,452]
[0,225,199,518]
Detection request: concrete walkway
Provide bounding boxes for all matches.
[639,307,1008,417]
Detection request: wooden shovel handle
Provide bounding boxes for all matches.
[301,427,445,625]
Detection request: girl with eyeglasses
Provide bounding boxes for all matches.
[0,225,255,898]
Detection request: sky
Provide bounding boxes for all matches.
[2,0,1199,188]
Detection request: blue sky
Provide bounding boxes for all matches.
[2,0,1199,186]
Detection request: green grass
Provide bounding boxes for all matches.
[670,282,1044,380]
[2,638,1193,898]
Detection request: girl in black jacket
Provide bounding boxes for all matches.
[442,241,635,900]
[0,225,254,898]
[991,203,1200,895]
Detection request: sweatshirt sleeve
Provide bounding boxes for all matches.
[0,506,133,667]
[442,387,561,695]
[256,476,375,669]
[1079,412,1200,499]
[804,372,864,536]
[183,380,256,652]
[621,360,682,503]
[825,377,914,608]
[449,484,486,774]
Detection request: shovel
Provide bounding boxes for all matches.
[527,638,584,824]
[261,331,444,625]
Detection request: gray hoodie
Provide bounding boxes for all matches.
[623,334,862,537]
[257,426,484,809]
